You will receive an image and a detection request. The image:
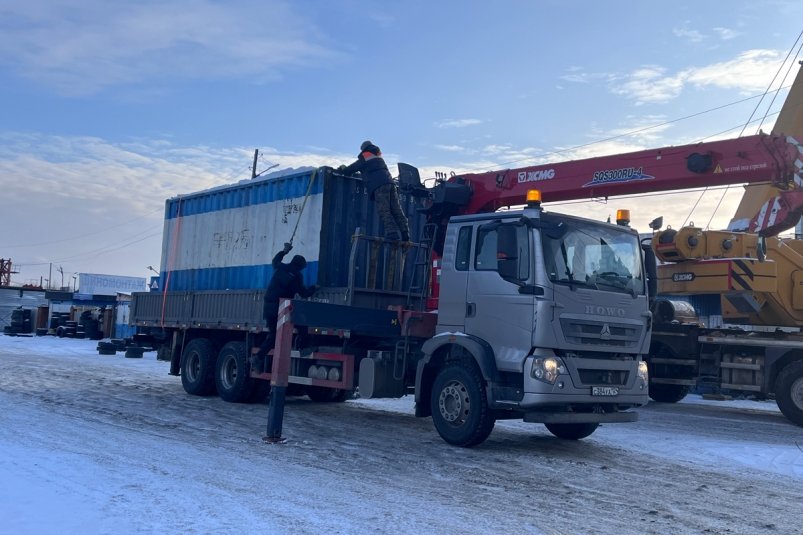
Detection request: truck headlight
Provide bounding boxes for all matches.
[637,361,648,382]
[531,357,566,384]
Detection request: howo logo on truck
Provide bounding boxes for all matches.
[517,169,555,183]
[585,305,626,317]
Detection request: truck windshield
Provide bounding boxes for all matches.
[542,221,643,295]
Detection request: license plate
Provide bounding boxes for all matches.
[592,386,619,396]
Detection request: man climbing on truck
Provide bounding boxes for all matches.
[339,140,411,242]
[251,242,316,370]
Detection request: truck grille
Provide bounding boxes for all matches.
[560,319,641,348]
[578,369,629,386]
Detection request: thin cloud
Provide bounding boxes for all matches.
[434,144,466,152]
[434,118,483,128]
[610,49,785,104]
[673,26,704,43]
[713,27,741,40]
[610,66,685,104]
[682,49,782,92]
[0,1,340,95]
[559,67,610,84]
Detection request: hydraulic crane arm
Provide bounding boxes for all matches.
[428,133,802,221]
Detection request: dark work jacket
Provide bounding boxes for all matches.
[342,151,393,194]
[264,250,315,319]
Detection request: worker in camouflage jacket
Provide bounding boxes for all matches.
[339,140,411,242]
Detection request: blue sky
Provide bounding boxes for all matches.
[1,1,802,287]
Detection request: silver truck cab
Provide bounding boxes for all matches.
[417,201,650,446]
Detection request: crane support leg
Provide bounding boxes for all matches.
[264,299,294,444]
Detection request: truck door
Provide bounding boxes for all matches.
[465,222,536,372]
[437,225,473,329]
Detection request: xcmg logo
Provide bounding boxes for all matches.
[585,305,626,317]
[517,169,555,183]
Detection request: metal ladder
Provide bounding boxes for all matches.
[405,222,438,310]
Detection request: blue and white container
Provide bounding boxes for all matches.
[155,167,427,293]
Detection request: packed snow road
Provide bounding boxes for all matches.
[1,336,802,535]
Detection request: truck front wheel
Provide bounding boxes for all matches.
[180,338,217,396]
[775,360,803,426]
[430,362,495,447]
[545,422,599,440]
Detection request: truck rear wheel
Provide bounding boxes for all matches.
[774,360,803,426]
[215,341,256,403]
[544,422,599,440]
[430,361,495,447]
[648,383,689,403]
[181,338,217,396]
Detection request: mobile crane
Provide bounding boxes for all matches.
[132,159,653,447]
[131,68,803,445]
[644,65,803,425]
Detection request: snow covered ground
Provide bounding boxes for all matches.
[2,335,802,534]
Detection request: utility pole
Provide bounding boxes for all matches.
[48,263,52,290]
[251,149,259,179]
[58,265,64,289]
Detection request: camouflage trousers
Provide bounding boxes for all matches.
[374,183,410,240]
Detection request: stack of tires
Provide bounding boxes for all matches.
[3,309,32,335]
[80,318,102,340]
[56,320,79,338]
[96,338,146,358]
[97,340,117,355]
[50,312,70,334]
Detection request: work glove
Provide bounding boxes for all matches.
[283,242,293,253]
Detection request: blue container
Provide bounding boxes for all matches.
[156,168,427,292]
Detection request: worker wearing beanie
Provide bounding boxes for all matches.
[339,140,411,242]
[252,242,316,370]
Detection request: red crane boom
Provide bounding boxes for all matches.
[432,133,802,223]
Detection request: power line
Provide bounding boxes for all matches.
[450,85,794,176]
[0,206,165,249]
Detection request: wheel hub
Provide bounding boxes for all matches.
[221,355,238,389]
[792,377,803,409]
[438,380,469,424]
[186,353,201,382]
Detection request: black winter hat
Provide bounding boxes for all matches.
[360,140,380,154]
[290,255,307,270]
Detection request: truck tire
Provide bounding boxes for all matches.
[125,347,145,359]
[215,341,256,403]
[306,386,351,403]
[544,422,599,440]
[180,338,217,396]
[430,361,495,447]
[774,360,803,426]
[648,383,689,403]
